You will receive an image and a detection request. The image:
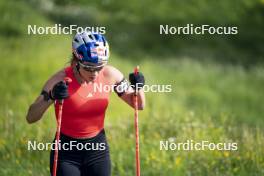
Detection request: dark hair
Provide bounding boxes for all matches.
[70,53,78,67]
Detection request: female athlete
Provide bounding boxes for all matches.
[26,31,145,176]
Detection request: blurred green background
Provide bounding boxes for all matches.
[0,0,264,175]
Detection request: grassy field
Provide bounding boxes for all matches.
[1,1,264,176]
[0,35,264,176]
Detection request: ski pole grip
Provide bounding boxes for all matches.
[58,77,72,104]
[134,66,140,94]
[134,66,139,76]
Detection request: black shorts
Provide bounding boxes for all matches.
[50,129,111,176]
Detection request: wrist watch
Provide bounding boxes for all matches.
[41,90,51,102]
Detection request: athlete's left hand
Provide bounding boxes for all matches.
[129,72,145,90]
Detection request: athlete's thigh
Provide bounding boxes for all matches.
[50,150,82,176]
[56,161,81,176]
[81,160,111,176]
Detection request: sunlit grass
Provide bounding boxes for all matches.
[0,34,264,175]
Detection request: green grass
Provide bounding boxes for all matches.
[0,1,264,175]
[0,35,264,175]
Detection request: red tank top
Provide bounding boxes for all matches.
[54,66,110,138]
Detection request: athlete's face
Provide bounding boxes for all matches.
[79,62,104,81]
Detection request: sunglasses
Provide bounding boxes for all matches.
[78,62,104,72]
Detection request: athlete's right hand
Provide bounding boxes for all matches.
[50,81,69,100]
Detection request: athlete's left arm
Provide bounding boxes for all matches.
[105,66,145,110]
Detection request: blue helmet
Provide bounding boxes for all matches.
[72,31,109,65]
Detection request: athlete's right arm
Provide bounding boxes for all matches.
[26,70,65,124]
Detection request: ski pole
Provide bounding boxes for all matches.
[52,77,71,176]
[133,66,140,176]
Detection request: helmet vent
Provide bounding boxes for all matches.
[102,37,106,46]
[88,35,94,40]
[82,38,87,45]
[94,35,99,40]
[74,38,79,42]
